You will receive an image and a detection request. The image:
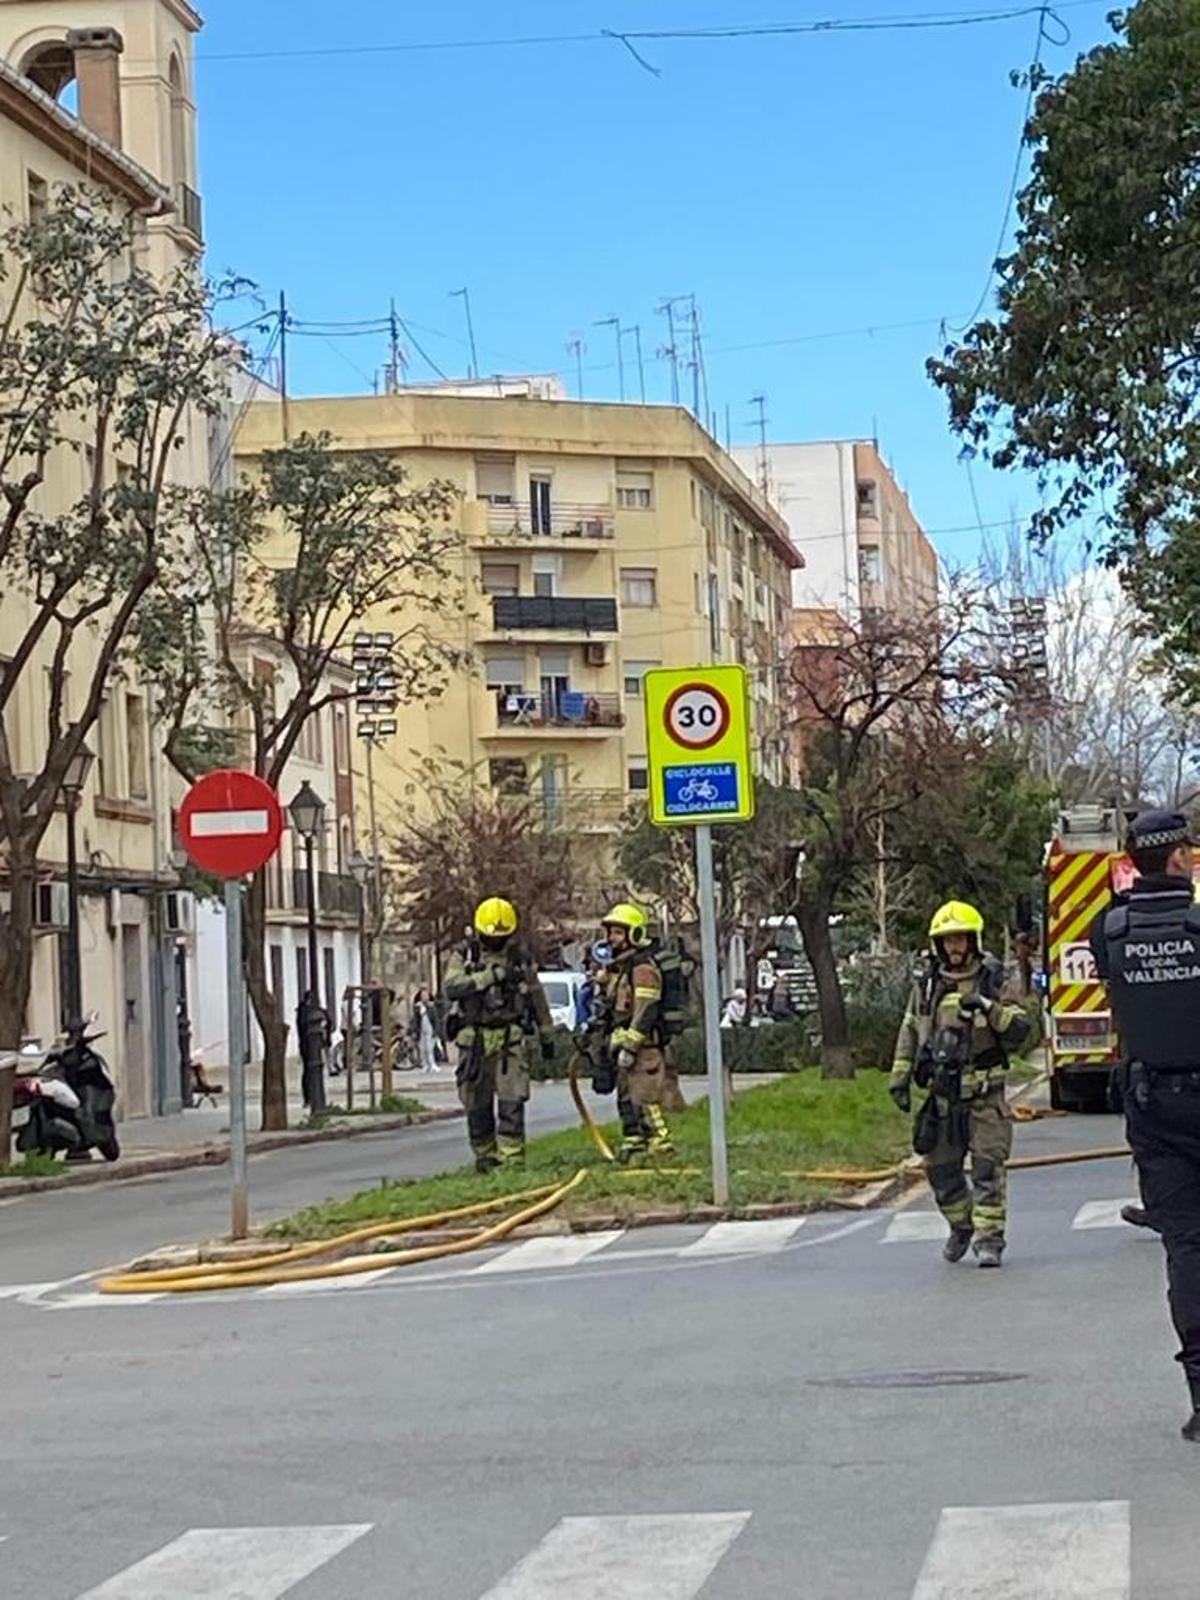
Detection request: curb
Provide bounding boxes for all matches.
[0,1106,464,1199]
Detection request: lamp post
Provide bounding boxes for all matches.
[61,743,94,1028]
[348,848,372,985]
[288,780,327,1113]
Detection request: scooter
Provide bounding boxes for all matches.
[14,1018,120,1162]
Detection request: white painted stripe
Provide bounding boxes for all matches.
[76,1524,372,1599]
[883,1212,947,1243]
[50,1291,165,1309]
[189,809,270,838]
[911,1501,1130,1600]
[679,1218,806,1256]
[0,1280,61,1300]
[478,1512,749,1599]
[1072,1200,1140,1231]
[260,1267,397,1296]
[473,1231,625,1275]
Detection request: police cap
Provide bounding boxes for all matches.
[1126,809,1200,853]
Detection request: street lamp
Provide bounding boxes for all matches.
[288,780,327,1113]
[61,742,94,1027]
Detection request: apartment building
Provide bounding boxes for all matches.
[732,439,937,623]
[234,394,801,901]
[0,1,206,1114]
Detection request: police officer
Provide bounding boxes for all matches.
[596,903,679,1161]
[1090,808,1200,1441]
[890,901,1031,1267]
[442,898,555,1173]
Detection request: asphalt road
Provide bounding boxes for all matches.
[1,1104,1194,1598]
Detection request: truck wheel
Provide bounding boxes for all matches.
[1050,1073,1065,1111]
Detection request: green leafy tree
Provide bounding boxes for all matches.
[0,185,240,1046]
[928,0,1200,697]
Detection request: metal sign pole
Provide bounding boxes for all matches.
[224,877,249,1239]
[694,822,729,1206]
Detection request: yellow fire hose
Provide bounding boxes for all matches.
[567,1049,616,1163]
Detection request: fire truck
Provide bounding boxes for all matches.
[1043,806,1129,1111]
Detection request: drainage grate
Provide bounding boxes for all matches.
[807,1370,1026,1390]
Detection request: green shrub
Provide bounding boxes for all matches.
[669,1020,817,1074]
[843,956,912,1070]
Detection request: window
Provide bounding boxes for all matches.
[623,659,659,698]
[269,944,284,1003]
[481,561,519,597]
[530,474,552,536]
[859,545,882,585]
[296,706,323,765]
[485,652,526,693]
[333,704,350,774]
[857,480,878,516]
[295,947,309,1002]
[169,55,188,186]
[616,468,654,509]
[476,454,515,504]
[699,486,715,532]
[489,757,528,794]
[627,761,648,792]
[97,694,120,798]
[620,567,657,608]
[532,553,560,598]
[125,693,148,800]
[323,946,337,1022]
[26,171,47,226]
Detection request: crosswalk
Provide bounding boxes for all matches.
[3,1503,1137,1596]
[882,1198,1146,1243]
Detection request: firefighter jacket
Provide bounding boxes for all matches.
[604,945,663,1051]
[890,952,1030,1100]
[442,942,553,1056]
[1091,872,1200,1070]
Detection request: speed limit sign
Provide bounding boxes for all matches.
[664,681,731,751]
[644,664,753,826]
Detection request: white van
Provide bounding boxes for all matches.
[538,970,585,1031]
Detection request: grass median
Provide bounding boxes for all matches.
[267,1070,913,1240]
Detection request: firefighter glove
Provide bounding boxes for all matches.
[889,1079,911,1113]
[958,994,989,1019]
[617,1047,637,1071]
[592,1059,616,1096]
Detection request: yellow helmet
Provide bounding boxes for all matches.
[602,902,648,945]
[474,896,518,938]
[928,900,984,941]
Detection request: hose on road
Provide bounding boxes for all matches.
[567,1050,615,1163]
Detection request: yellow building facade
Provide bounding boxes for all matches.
[235,393,801,861]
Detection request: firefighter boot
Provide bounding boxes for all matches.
[1183,1382,1200,1443]
[975,1237,1005,1268]
[943,1225,973,1264]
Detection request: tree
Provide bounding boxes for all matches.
[928,0,1200,697]
[388,758,591,962]
[163,435,463,1129]
[0,185,240,1045]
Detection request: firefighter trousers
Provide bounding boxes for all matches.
[921,1086,1012,1242]
[456,1043,530,1167]
[616,1044,678,1155]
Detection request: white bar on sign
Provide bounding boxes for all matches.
[679,1218,805,1256]
[883,1212,947,1243]
[473,1231,624,1275]
[1072,1200,1139,1231]
[76,1524,373,1600]
[477,1512,750,1600]
[189,809,270,838]
[910,1501,1130,1600]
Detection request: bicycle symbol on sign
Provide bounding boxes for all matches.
[678,777,719,804]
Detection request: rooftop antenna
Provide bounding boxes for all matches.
[566,334,586,399]
[749,394,770,496]
[449,286,479,379]
[623,324,646,403]
[594,314,623,400]
[657,296,684,404]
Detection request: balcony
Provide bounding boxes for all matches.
[480,500,614,543]
[493,689,624,733]
[490,595,619,634]
[177,182,203,242]
[269,868,362,920]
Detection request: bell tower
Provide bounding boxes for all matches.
[0,1,204,256]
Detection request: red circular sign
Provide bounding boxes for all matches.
[663,681,731,752]
[179,769,284,879]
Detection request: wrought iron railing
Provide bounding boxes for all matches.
[483,500,614,540]
[178,182,203,241]
[495,690,623,729]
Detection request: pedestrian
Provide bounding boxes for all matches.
[1090,808,1200,1441]
[441,898,555,1173]
[720,986,748,1028]
[889,901,1031,1268]
[411,986,439,1073]
[592,903,680,1161]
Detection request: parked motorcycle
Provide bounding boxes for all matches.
[14,1018,120,1162]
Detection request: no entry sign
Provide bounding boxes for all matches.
[179,769,284,879]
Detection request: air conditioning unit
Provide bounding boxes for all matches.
[164,890,195,935]
[34,881,68,930]
[584,642,608,667]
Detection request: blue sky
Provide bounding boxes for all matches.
[197,0,1117,562]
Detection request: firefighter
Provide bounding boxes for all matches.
[1090,809,1200,1442]
[890,901,1031,1268]
[442,897,555,1173]
[598,902,677,1161]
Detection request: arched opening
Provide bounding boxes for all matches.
[21,40,77,109]
[168,54,187,186]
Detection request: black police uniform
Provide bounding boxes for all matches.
[1090,809,1200,1426]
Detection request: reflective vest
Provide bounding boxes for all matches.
[1103,890,1200,1069]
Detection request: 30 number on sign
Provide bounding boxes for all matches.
[664,683,730,751]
